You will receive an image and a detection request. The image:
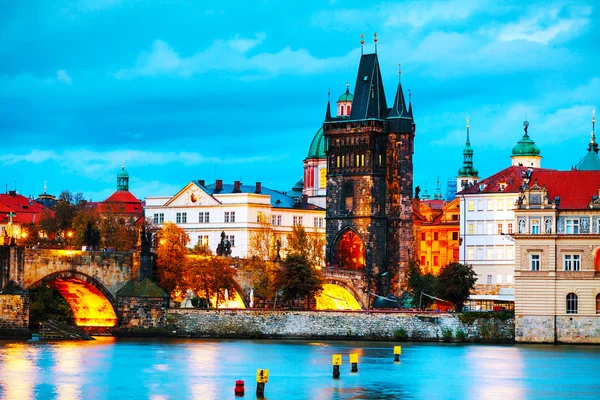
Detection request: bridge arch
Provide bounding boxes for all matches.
[330,227,366,271]
[28,270,119,328]
[316,278,366,310]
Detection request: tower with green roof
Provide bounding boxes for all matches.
[575,111,600,171]
[457,118,479,191]
[510,120,542,168]
[117,165,129,191]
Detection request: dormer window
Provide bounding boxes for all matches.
[479,183,486,191]
[499,183,506,191]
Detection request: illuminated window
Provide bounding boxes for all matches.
[531,219,540,234]
[467,248,474,260]
[530,254,540,271]
[565,219,579,234]
[347,105,350,114]
[467,223,474,235]
[361,154,365,166]
[198,235,209,246]
[319,169,327,188]
[497,199,504,210]
[378,154,382,166]
[336,230,365,270]
[563,254,580,271]
[566,293,578,314]
[507,222,513,234]
[336,156,340,168]
[468,201,474,211]
[497,223,503,234]
[487,200,493,211]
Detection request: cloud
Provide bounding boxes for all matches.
[0,148,289,178]
[56,69,73,85]
[493,4,592,44]
[115,34,354,79]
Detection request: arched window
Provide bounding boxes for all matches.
[596,294,600,314]
[347,105,351,114]
[566,293,578,314]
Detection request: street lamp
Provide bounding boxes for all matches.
[66,230,73,249]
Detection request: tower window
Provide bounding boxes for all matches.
[347,105,351,114]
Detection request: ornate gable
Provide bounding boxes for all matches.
[164,182,220,207]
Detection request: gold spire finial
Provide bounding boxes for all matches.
[466,116,470,128]
[360,33,364,55]
[374,32,378,53]
[593,109,596,125]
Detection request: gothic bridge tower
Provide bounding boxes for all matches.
[323,41,415,296]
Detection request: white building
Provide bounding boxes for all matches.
[145,180,325,258]
[458,120,544,292]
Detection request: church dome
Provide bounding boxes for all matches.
[512,121,541,156]
[117,166,129,179]
[337,89,353,103]
[307,127,326,159]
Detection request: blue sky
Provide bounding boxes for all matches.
[1,0,598,201]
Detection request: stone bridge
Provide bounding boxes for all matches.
[0,246,166,335]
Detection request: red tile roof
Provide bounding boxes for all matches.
[459,166,555,195]
[529,170,600,210]
[422,199,445,210]
[89,190,143,216]
[0,193,54,224]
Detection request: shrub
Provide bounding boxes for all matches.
[441,327,453,341]
[394,327,408,340]
[455,329,467,342]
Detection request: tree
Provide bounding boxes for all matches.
[275,253,323,308]
[186,256,236,307]
[285,225,325,267]
[438,262,477,312]
[406,260,439,310]
[28,284,73,328]
[156,222,190,296]
[190,242,212,256]
[71,206,100,249]
[97,203,138,251]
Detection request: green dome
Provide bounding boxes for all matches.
[458,166,478,176]
[307,127,326,159]
[512,133,541,156]
[337,90,353,103]
[117,166,129,178]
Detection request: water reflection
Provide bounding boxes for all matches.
[465,346,525,400]
[52,342,85,400]
[0,343,40,400]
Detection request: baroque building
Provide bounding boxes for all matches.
[145,180,325,259]
[323,47,415,295]
[513,170,600,343]
[458,120,546,293]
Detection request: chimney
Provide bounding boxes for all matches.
[215,180,223,191]
[302,194,308,204]
[255,182,262,194]
[233,181,241,193]
[198,180,205,187]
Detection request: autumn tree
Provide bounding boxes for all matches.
[190,242,212,256]
[438,262,477,312]
[286,224,325,268]
[275,253,323,309]
[71,206,100,249]
[156,222,190,296]
[243,213,280,306]
[186,256,237,308]
[98,203,138,251]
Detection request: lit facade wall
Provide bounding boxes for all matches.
[458,192,519,291]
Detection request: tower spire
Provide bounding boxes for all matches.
[324,88,332,122]
[374,32,378,53]
[360,34,364,55]
[590,109,598,154]
[398,63,401,83]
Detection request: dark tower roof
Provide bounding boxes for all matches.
[324,91,332,122]
[388,78,408,118]
[349,53,388,120]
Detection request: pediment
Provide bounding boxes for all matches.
[164,182,220,207]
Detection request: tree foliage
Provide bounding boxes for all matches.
[285,225,325,267]
[406,260,439,310]
[185,256,236,307]
[438,262,477,311]
[156,222,190,295]
[275,253,323,308]
[28,284,74,328]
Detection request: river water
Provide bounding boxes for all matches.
[1,337,599,399]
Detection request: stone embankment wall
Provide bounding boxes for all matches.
[516,315,600,343]
[169,310,515,342]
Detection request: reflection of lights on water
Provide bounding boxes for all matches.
[315,284,362,310]
[52,342,84,400]
[0,343,40,400]
[465,346,525,400]
[189,346,219,398]
[49,278,118,327]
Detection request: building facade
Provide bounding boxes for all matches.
[513,170,600,343]
[458,120,544,292]
[413,197,460,275]
[145,180,325,259]
[323,50,415,294]
[0,190,53,244]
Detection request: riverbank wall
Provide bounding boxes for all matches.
[167,309,515,343]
